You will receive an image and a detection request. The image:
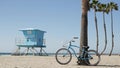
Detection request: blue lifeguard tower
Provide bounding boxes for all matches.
[14,28,48,56]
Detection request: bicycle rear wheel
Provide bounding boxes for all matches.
[55,48,72,65]
[84,50,100,66]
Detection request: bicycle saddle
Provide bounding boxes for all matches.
[82,46,89,49]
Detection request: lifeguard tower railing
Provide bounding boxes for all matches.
[15,37,46,47]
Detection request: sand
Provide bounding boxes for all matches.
[0,55,120,68]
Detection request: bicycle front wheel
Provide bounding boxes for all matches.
[55,48,72,65]
[84,50,100,66]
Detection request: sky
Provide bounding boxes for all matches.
[0,0,120,54]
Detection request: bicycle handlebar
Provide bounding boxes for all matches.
[62,37,79,47]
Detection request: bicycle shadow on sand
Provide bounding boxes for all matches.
[74,64,120,68]
[97,65,120,68]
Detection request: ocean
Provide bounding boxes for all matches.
[0,52,56,56]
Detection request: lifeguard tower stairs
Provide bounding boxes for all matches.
[14,28,48,56]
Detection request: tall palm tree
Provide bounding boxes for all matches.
[78,0,89,65]
[109,2,118,56]
[97,3,108,55]
[90,0,99,53]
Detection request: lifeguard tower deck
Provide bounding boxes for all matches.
[14,28,48,56]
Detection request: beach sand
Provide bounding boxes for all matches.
[0,55,120,68]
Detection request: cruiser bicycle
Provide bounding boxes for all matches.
[55,37,100,66]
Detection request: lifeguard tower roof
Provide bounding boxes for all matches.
[19,28,46,33]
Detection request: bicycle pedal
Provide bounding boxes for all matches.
[89,57,93,59]
[77,61,80,63]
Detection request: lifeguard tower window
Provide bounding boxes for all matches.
[27,30,32,34]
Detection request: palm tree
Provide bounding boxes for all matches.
[90,0,99,53]
[78,0,89,65]
[97,3,108,55]
[109,2,118,56]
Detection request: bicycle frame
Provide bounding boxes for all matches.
[65,41,89,59]
[66,42,80,58]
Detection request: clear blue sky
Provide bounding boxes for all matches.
[0,0,119,54]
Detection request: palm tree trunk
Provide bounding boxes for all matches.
[94,10,99,53]
[109,10,114,56]
[78,0,89,65]
[100,12,107,55]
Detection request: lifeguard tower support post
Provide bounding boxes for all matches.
[15,28,48,56]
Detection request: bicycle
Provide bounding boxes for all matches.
[55,37,100,66]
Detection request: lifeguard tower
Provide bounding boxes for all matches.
[14,28,48,56]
